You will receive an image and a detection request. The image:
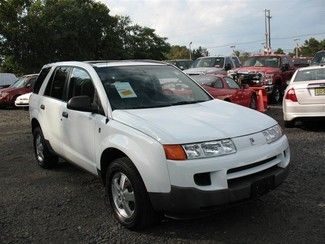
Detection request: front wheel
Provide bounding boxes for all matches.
[271,85,282,104]
[106,157,161,230]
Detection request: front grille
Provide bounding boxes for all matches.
[227,156,277,174]
[231,72,263,85]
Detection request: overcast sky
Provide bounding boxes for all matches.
[100,0,325,55]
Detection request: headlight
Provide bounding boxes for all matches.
[183,139,237,159]
[263,124,282,144]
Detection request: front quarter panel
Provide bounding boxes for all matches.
[97,119,171,193]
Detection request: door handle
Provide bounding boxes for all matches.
[40,104,45,110]
[62,111,69,118]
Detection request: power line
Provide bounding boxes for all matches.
[205,32,325,49]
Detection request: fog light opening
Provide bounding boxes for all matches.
[194,172,211,186]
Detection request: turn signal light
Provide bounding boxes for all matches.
[163,145,187,160]
[285,88,298,102]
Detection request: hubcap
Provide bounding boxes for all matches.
[35,135,44,163]
[111,172,135,219]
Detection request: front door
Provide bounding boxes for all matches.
[61,67,105,174]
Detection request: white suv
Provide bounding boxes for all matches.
[30,61,290,229]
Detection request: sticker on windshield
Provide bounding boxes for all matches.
[114,82,137,98]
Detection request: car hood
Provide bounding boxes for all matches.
[235,66,280,74]
[112,100,277,144]
[183,67,225,75]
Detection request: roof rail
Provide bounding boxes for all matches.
[85,59,166,65]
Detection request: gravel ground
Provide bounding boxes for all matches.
[0,108,324,243]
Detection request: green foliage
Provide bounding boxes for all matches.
[299,38,325,57]
[191,46,209,60]
[274,48,284,54]
[0,0,170,74]
[165,45,190,60]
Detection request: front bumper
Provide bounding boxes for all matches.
[149,165,289,213]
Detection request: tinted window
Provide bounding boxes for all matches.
[225,77,240,89]
[68,68,94,100]
[45,67,69,100]
[33,67,51,94]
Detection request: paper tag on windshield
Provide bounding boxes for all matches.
[114,82,137,98]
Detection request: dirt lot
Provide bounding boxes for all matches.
[0,108,324,243]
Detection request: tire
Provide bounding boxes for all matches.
[271,84,282,104]
[249,95,257,110]
[106,157,161,230]
[284,120,295,128]
[32,127,58,169]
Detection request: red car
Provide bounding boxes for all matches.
[0,74,38,108]
[192,74,257,109]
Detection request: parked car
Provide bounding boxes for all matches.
[0,74,38,108]
[30,60,290,230]
[15,92,32,108]
[229,54,296,103]
[283,65,325,127]
[311,50,325,65]
[0,73,17,88]
[183,56,241,76]
[192,74,257,109]
[292,57,311,68]
[165,59,193,70]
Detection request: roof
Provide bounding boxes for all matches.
[296,65,325,71]
[43,60,167,68]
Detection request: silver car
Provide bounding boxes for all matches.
[283,65,325,127]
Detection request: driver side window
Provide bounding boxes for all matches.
[68,68,103,113]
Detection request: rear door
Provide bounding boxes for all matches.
[293,68,325,105]
[40,67,70,155]
[61,67,105,174]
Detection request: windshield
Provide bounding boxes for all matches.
[191,57,224,68]
[294,68,325,82]
[9,77,28,88]
[95,65,212,110]
[243,56,280,68]
[312,51,325,64]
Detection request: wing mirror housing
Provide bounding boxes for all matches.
[67,95,93,112]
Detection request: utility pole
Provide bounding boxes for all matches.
[189,42,192,60]
[294,38,300,58]
[264,9,272,52]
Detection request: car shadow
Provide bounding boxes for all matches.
[295,119,325,132]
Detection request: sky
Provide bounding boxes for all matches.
[99,0,325,55]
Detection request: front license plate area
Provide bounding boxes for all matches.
[251,176,274,197]
[315,87,325,96]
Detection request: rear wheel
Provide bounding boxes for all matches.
[33,127,58,168]
[249,95,257,110]
[106,157,161,230]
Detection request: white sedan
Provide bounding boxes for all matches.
[15,92,32,108]
[283,65,325,127]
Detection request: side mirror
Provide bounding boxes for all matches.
[281,63,289,71]
[225,63,232,71]
[242,84,249,89]
[67,95,93,112]
[26,83,31,88]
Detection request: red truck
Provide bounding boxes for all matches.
[229,54,296,103]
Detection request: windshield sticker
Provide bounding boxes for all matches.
[114,82,137,98]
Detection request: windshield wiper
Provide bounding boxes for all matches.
[170,100,207,106]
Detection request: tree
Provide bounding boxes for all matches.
[0,0,170,74]
[191,46,209,59]
[165,45,190,60]
[299,38,325,57]
[274,48,284,54]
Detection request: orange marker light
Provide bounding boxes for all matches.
[163,145,187,160]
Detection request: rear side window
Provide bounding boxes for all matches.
[45,67,70,100]
[33,67,51,94]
